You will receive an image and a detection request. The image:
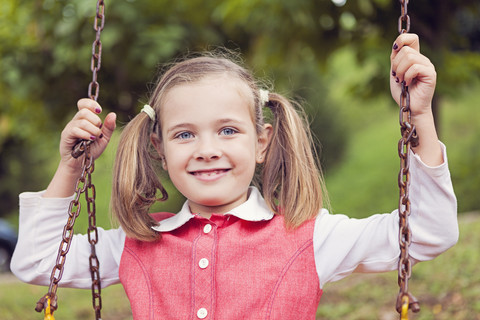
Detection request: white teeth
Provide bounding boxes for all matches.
[194,170,224,176]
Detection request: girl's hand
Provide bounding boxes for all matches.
[390,33,443,167]
[44,99,116,198]
[390,33,437,118]
[59,98,116,173]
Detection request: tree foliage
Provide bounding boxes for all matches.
[1,0,479,217]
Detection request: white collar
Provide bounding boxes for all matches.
[151,186,274,232]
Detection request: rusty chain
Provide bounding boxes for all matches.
[86,150,102,319]
[36,1,105,319]
[72,0,105,159]
[396,0,420,318]
[86,2,104,318]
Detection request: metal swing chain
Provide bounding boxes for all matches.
[85,2,105,317]
[396,0,420,319]
[36,1,105,319]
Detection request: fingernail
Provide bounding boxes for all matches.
[393,43,399,50]
[95,107,101,114]
[401,80,406,86]
[99,123,103,129]
[90,135,96,141]
[392,70,396,77]
[395,77,400,83]
[99,133,104,139]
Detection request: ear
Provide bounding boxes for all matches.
[256,123,273,164]
[150,133,167,170]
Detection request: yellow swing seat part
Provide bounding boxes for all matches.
[400,295,409,320]
[44,297,55,320]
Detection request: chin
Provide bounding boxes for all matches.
[198,199,227,207]
[190,196,238,212]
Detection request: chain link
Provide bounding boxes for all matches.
[396,0,420,318]
[86,158,102,319]
[88,0,105,101]
[72,0,105,158]
[35,142,98,316]
[398,0,411,34]
[36,1,105,319]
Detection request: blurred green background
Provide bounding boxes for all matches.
[1,0,479,319]
[1,0,480,222]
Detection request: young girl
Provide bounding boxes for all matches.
[11,33,458,319]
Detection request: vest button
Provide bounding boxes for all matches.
[203,224,212,234]
[199,258,209,269]
[197,307,208,319]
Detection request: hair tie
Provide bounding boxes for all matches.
[259,89,269,106]
[141,104,156,121]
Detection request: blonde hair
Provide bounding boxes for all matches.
[111,54,327,241]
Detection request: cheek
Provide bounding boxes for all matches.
[164,158,187,192]
[165,148,185,166]
[163,144,186,172]
[234,140,258,174]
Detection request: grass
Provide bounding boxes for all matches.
[0,278,132,320]
[1,213,478,319]
[0,280,132,320]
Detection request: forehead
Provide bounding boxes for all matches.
[160,76,255,124]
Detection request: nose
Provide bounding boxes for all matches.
[193,137,222,161]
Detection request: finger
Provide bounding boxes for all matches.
[391,47,430,84]
[72,108,103,129]
[71,126,101,142]
[403,63,436,87]
[67,118,103,141]
[77,98,102,114]
[99,112,117,141]
[391,33,420,61]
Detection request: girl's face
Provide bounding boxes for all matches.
[152,76,272,217]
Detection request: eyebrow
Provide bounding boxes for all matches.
[214,118,245,126]
[165,123,192,134]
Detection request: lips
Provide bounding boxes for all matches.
[189,168,231,181]
[190,169,230,176]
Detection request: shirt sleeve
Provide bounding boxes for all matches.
[313,142,458,289]
[10,191,125,289]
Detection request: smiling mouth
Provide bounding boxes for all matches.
[190,169,230,176]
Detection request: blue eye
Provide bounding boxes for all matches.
[176,131,193,140]
[220,127,237,136]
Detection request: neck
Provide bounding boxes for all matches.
[187,194,249,219]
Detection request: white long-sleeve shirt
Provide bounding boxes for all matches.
[11,143,458,290]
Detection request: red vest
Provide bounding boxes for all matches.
[120,213,322,319]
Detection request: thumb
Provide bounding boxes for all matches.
[101,112,117,140]
[89,112,116,160]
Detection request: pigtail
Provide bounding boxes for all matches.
[111,112,167,241]
[261,92,325,228]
